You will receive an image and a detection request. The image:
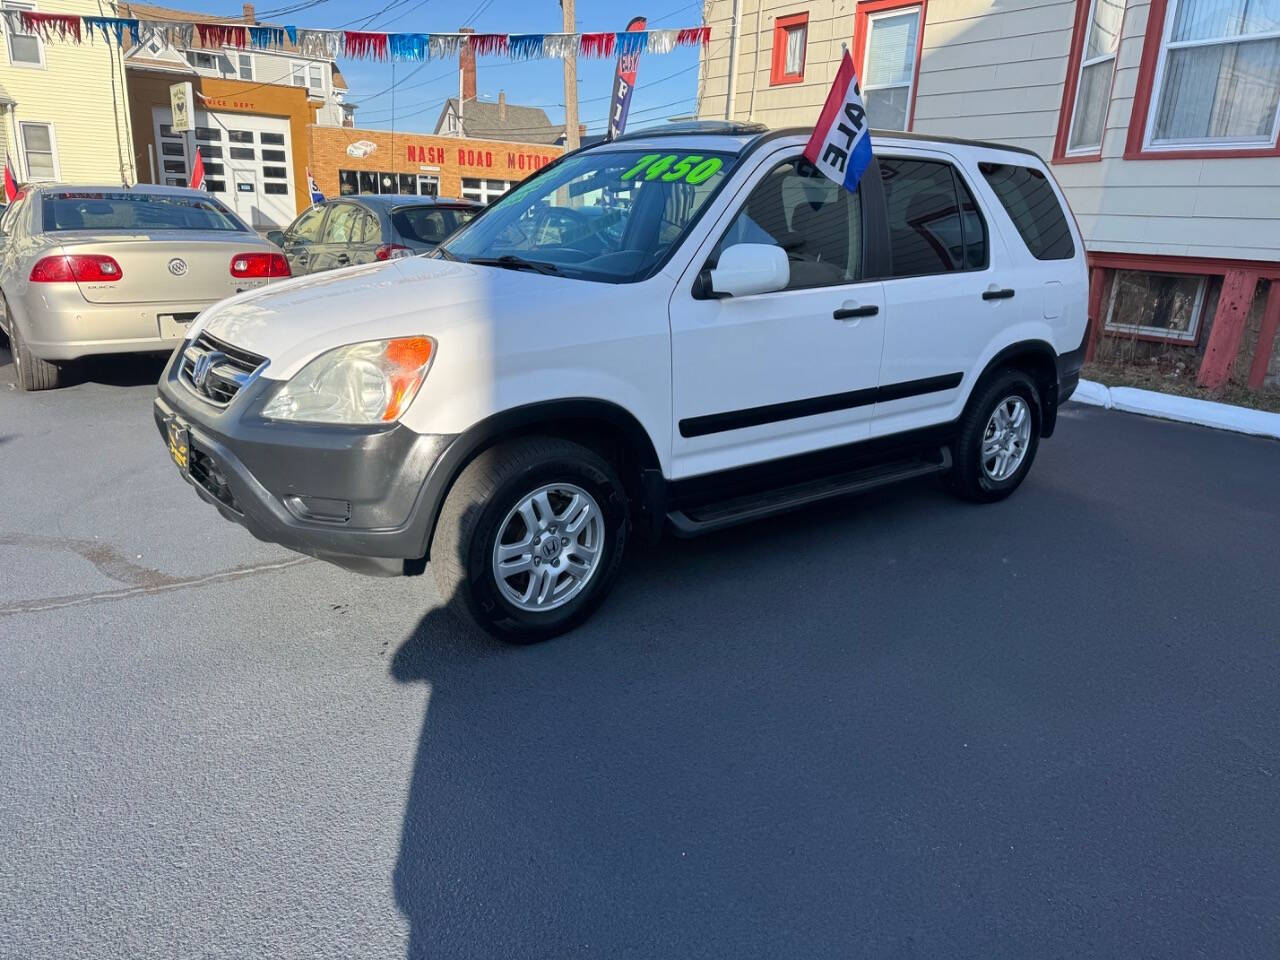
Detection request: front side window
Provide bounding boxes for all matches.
[710,156,863,290]
[862,6,922,130]
[881,157,988,276]
[1067,0,1125,152]
[771,13,809,84]
[3,2,43,65]
[440,148,739,284]
[1104,270,1207,340]
[978,161,1075,260]
[288,204,327,242]
[1147,0,1280,148]
[42,192,245,232]
[20,122,56,180]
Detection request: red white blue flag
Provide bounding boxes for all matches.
[306,167,324,205]
[189,147,205,190]
[3,154,19,203]
[803,51,873,194]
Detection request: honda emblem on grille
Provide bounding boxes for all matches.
[168,258,188,277]
[191,350,226,391]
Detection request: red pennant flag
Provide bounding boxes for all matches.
[189,148,205,190]
[4,154,19,203]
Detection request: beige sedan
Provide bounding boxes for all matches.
[0,184,289,391]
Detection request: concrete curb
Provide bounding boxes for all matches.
[1071,379,1280,441]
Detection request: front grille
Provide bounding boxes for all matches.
[188,444,239,512]
[179,332,267,406]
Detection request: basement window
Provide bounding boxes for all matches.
[1104,270,1208,343]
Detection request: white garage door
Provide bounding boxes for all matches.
[152,107,296,231]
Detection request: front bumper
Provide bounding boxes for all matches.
[155,350,455,575]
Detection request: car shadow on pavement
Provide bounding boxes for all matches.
[385,479,958,959]
[62,352,172,389]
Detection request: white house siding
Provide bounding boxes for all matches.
[697,0,1280,265]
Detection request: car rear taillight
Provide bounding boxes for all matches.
[29,254,123,283]
[230,252,290,278]
[375,244,412,261]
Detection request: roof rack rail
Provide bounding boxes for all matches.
[609,120,770,143]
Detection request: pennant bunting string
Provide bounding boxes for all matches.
[3,14,711,63]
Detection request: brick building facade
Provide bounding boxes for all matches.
[307,126,562,205]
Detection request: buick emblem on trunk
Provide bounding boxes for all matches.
[168,258,188,277]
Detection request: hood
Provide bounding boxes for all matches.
[198,256,585,378]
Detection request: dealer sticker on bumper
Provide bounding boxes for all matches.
[166,418,190,475]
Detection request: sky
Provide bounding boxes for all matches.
[165,0,708,136]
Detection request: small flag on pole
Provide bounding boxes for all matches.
[306,167,324,205]
[803,50,873,194]
[3,154,19,203]
[189,147,205,190]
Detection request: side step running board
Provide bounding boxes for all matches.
[667,449,952,537]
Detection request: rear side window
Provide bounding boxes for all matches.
[392,206,472,245]
[880,158,988,277]
[978,162,1075,260]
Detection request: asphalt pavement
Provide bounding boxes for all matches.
[2,346,1279,959]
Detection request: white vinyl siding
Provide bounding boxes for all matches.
[862,7,922,130]
[1067,0,1125,152]
[1144,0,1280,149]
[696,0,1280,261]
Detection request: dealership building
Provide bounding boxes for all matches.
[307,126,561,204]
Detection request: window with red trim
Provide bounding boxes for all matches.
[771,12,809,85]
[1054,0,1124,162]
[1126,0,1280,159]
[852,0,926,132]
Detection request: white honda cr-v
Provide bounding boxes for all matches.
[156,121,1088,642]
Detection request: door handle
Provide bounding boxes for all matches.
[833,304,879,320]
[982,287,1016,300]
[336,253,350,264]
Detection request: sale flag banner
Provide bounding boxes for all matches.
[605,16,647,141]
[802,50,873,194]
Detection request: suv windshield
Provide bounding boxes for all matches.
[438,147,739,283]
[42,192,246,233]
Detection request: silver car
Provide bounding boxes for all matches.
[0,184,288,391]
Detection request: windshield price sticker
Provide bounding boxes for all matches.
[620,154,724,185]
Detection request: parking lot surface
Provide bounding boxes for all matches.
[2,349,1279,959]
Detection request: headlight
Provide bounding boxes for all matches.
[261,337,435,424]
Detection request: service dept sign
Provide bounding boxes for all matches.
[170,82,194,134]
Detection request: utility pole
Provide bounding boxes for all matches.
[725,0,741,120]
[561,0,580,150]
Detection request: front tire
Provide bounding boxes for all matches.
[949,368,1041,502]
[8,312,62,391]
[430,436,629,643]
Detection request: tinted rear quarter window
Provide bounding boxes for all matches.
[879,157,988,276]
[978,162,1075,260]
[393,206,472,245]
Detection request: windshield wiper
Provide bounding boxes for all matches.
[467,254,559,276]
[434,246,457,261]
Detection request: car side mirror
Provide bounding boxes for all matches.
[708,243,789,298]
[266,230,285,247]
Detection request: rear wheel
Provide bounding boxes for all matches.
[430,436,629,643]
[949,369,1041,502]
[8,311,61,391]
